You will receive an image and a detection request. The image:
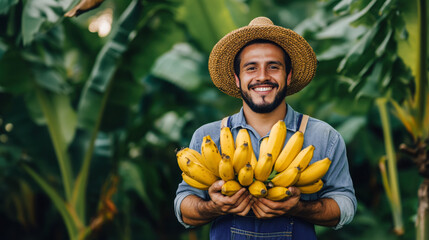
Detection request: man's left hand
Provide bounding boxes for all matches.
[252,186,301,219]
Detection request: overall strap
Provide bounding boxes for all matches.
[298,114,309,134]
[221,116,230,129]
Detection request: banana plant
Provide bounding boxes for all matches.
[389,0,428,238]
[1,0,143,239]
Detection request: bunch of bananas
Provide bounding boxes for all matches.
[176,120,332,201]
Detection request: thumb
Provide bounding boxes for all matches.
[209,180,225,192]
[288,186,301,196]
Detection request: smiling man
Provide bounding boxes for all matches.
[174,17,356,239]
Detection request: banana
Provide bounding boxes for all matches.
[179,148,205,166]
[254,153,273,182]
[221,180,242,196]
[182,172,209,190]
[186,159,219,186]
[220,127,235,160]
[266,186,292,201]
[258,137,269,161]
[250,154,257,170]
[233,142,251,174]
[177,148,194,173]
[201,135,222,177]
[270,167,300,187]
[296,158,331,186]
[236,129,258,170]
[248,180,267,198]
[286,145,315,172]
[274,131,304,172]
[265,120,287,162]
[238,163,254,186]
[298,179,324,194]
[218,154,235,181]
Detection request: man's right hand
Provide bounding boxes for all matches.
[207,180,253,216]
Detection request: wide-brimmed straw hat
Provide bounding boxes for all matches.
[208,16,317,98]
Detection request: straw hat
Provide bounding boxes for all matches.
[208,17,317,98]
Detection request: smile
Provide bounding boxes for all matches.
[253,87,274,92]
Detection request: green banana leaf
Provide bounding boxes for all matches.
[177,0,238,53]
[73,0,143,223]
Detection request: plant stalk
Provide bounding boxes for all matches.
[34,85,74,201]
[376,98,404,235]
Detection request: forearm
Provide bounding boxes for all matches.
[181,195,221,226]
[291,198,340,227]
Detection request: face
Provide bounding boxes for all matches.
[235,43,291,113]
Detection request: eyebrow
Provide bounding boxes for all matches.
[242,61,284,68]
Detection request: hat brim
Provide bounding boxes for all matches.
[209,25,317,98]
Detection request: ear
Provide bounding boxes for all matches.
[286,70,292,86]
[234,73,240,88]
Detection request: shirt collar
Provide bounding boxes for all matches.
[230,104,301,133]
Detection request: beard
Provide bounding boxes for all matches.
[239,80,287,114]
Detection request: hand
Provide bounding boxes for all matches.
[208,180,253,216]
[252,186,301,219]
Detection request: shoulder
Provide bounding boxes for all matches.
[189,120,222,152]
[303,116,346,156]
[305,116,342,141]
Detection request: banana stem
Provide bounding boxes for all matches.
[376,98,404,235]
[379,156,393,203]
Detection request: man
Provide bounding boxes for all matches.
[174,17,356,239]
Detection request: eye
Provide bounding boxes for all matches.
[245,66,256,71]
[269,65,280,70]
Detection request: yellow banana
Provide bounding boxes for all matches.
[265,120,287,162]
[179,148,206,166]
[236,129,258,170]
[250,153,257,170]
[254,153,273,182]
[201,135,222,177]
[238,163,254,186]
[258,137,269,161]
[221,180,242,196]
[298,179,324,194]
[274,131,304,172]
[176,148,197,173]
[220,127,235,160]
[218,154,235,181]
[296,158,331,186]
[286,145,315,172]
[233,142,251,174]
[182,172,209,190]
[248,180,267,198]
[270,167,300,187]
[266,186,292,201]
[186,159,219,186]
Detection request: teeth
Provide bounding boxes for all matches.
[254,87,273,92]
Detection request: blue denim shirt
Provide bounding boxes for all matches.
[174,104,357,230]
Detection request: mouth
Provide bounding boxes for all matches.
[249,82,279,93]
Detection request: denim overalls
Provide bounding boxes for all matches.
[209,115,318,240]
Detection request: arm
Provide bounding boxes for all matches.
[181,180,253,226]
[251,187,340,227]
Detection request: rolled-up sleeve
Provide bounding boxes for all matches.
[174,180,208,228]
[321,131,357,229]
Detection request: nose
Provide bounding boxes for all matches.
[256,68,269,81]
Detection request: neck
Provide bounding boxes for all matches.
[242,101,287,137]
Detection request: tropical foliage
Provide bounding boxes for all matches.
[0,0,427,239]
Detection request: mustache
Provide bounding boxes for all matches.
[248,81,279,90]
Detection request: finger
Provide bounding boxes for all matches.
[232,194,253,213]
[209,180,225,193]
[288,186,301,196]
[237,199,254,216]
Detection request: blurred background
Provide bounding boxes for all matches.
[0,0,428,239]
